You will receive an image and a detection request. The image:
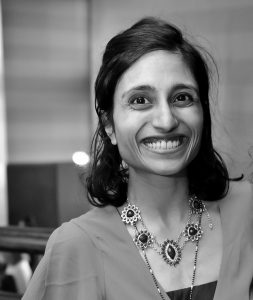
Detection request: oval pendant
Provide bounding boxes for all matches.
[160,240,182,267]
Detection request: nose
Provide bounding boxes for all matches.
[152,102,179,131]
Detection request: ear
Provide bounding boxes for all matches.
[105,124,117,145]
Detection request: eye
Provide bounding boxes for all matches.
[172,92,196,107]
[131,96,150,105]
[129,96,152,110]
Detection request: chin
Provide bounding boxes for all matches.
[146,162,188,177]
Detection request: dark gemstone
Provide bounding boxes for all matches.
[139,233,148,244]
[167,245,176,260]
[193,200,201,209]
[189,227,197,236]
[127,210,134,217]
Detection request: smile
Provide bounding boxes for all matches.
[142,136,186,152]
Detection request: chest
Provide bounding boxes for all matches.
[138,215,223,293]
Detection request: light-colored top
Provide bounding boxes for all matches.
[22,181,253,300]
[6,258,32,294]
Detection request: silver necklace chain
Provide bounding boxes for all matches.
[140,214,202,300]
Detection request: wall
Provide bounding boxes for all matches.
[90,0,253,177]
[3,0,91,164]
[2,0,92,226]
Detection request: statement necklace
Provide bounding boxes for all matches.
[120,195,213,300]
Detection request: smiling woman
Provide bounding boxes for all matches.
[91,17,227,206]
[22,17,253,300]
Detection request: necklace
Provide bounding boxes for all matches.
[121,195,205,266]
[120,195,213,300]
[135,206,201,267]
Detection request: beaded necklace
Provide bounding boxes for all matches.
[120,195,213,300]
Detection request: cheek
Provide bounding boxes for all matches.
[113,120,142,166]
[189,105,204,134]
[112,109,138,146]
[181,105,203,135]
[185,109,204,160]
[113,121,132,151]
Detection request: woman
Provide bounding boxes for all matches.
[22,17,253,300]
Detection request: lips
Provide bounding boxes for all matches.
[141,135,186,151]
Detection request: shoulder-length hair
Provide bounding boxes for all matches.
[86,17,230,207]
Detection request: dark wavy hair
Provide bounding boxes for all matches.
[86,17,230,207]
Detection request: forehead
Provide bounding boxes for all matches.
[114,50,197,97]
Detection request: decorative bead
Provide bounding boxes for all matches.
[140,233,148,243]
[189,227,197,236]
[127,210,134,217]
[167,245,176,259]
[193,201,201,209]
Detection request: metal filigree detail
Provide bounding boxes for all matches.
[121,203,141,226]
[134,230,154,250]
[160,239,182,267]
[189,195,204,215]
[184,223,203,242]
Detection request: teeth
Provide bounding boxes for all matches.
[167,141,173,148]
[145,138,182,150]
[161,140,166,148]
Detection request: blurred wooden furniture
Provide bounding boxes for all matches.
[0,226,53,300]
[0,226,53,254]
[0,291,24,300]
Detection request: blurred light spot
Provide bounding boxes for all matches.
[72,151,90,166]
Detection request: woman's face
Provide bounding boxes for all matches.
[107,50,203,177]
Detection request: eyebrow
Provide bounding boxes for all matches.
[122,85,156,98]
[122,83,199,98]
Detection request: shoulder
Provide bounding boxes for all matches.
[46,205,117,252]
[220,179,253,212]
[218,180,253,237]
[42,208,110,286]
[22,209,108,299]
[229,179,253,197]
[45,217,98,268]
[205,180,253,218]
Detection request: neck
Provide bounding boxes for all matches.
[127,168,190,229]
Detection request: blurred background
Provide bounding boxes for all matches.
[0,0,252,243]
[0,0,252,295]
